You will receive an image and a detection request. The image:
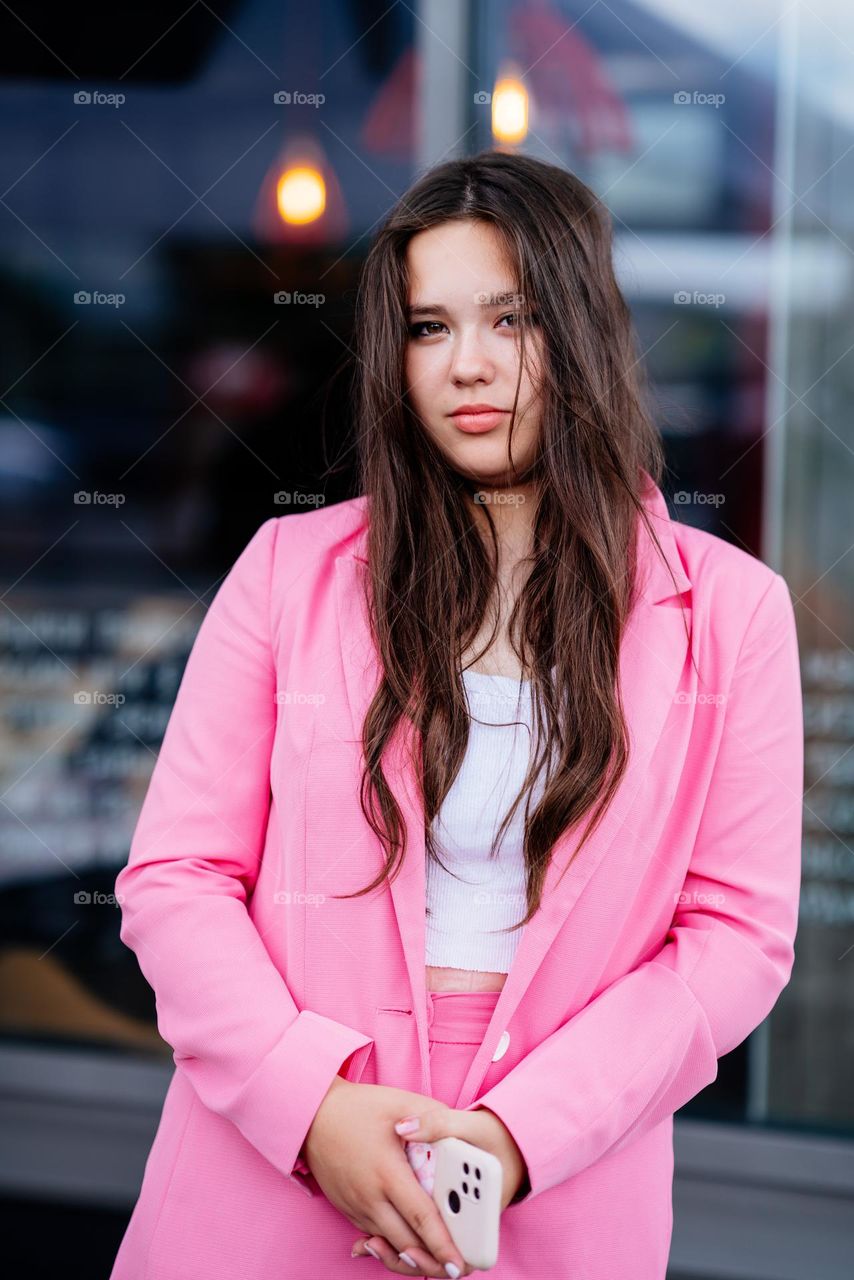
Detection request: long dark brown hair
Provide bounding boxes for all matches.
[333,149,689,934]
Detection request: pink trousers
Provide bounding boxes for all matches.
[425,988,502,1103]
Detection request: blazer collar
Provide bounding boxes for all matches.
[333,477,691,1105]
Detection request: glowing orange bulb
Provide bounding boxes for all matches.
[492,76,528,144]
[276,166,326,225]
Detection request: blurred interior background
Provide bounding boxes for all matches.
[0,2,852,1276]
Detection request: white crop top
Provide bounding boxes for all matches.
[425,669,547,973]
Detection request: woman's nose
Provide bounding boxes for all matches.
[449,329,495,384]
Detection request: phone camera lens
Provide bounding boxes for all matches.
[448,1189,461,1215]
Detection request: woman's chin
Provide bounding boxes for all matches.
[445,452,528,487]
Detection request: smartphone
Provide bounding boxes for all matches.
[405,1137,502,1270]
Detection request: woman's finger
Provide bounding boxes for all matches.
[353,1234,431,1274]
[364,1207,450,1278]
[391,1239,469,1277]
[352,1233,458,1278]
[382,1174,469,1277]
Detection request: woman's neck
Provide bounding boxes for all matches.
[470,482,538,566]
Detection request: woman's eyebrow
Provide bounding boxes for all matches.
[405,303,446,317]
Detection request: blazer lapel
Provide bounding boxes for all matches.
[333,481,692,1105]
[335,549,433,1091]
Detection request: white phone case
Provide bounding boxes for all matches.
[405,1137,502,1270]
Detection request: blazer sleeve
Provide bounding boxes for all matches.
[463,571,803,1203]
[114,516,373,1191]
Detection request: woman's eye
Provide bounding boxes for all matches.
[409,321,445,338]
[499,311,538,328]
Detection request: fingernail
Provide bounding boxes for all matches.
[394,1117,420,1135]
[350,1246,365,1258]
[364,1244,381,1260]
[398,1252,418,1268]
[445,1265,461,1279]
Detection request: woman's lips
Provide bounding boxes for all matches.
[451,410,508,433]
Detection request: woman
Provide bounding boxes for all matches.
[110,152,803,1280]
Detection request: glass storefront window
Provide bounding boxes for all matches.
[468,0,853,1136]
[0,0,415,1059]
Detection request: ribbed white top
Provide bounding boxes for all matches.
[425,669,547,973]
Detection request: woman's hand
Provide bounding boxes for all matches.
[348,1101,529,1273]
[302,1077,474,1277]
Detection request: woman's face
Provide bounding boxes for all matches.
[403,219,545,488]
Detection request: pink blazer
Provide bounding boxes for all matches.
[110,477,803,1280]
